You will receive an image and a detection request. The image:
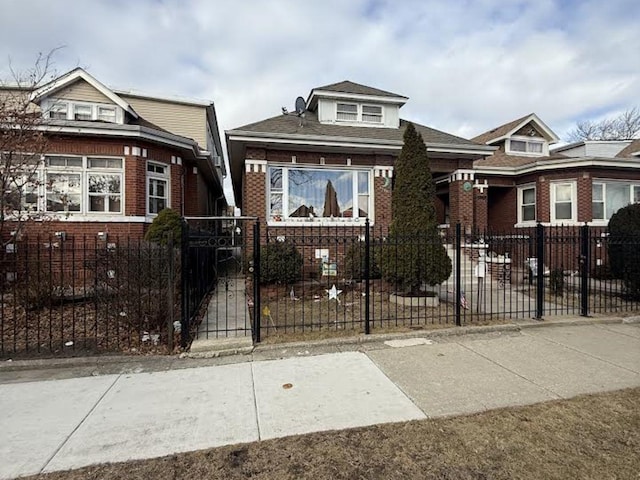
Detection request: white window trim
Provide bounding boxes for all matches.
[146,161,170,215]
[42,98,124,124]
[550,180,577,224]
[266,165,374,226]
[591,179,640,225]
[335,102,384,125]
[507,136,548,156]
[517,184,536,226]
[40,154,126,216]
[361,104,383,124]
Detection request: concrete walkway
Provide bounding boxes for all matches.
[1,320,639,479]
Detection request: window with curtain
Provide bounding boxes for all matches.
[268,167,370,222]
[592,181,640,220]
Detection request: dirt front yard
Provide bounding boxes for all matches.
[26,387,640,480]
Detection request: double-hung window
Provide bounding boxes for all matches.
[41,155,124,214]
[5,174,39,213]
[147,162,169,214]
[268,167,371,223]
[551,182,576,223]
[518,185,536,223]
[49,102,68,120]
[45,156,83,213]
[73,104,93,121]
[592,181,640,221]
[87,158,123,213]
[336,103,383,124]
[509,139,544,154]
[97,106,116,122]
[362,105,382,123]
[336,103,358,121]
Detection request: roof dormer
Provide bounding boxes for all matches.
[472,113,560,157]
[30,68,137,125]
[306,80,408,129]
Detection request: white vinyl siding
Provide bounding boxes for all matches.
[122,95,208,147]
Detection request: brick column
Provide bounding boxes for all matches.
[449,170,475,231]
[244,158,268,253]
[373,166,393,232]
[473,180,489,232]
[577,172,592,223]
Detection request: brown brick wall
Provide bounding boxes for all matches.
[11,136,203,240]
[449,180,474,228]
[473,189,488,230]
[373,176,392,229]
[488,187,517,231]
[15,221,147,241]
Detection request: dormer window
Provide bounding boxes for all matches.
[74,104,92,121]
[362,105,382,123]
[97,106,116,122]
[49,102,68,120]
[335,103,383,124]
[509,138,545,155]
[43,99,123,124]
[337,103,358,121]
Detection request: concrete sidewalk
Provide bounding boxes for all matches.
[1,321,639,479]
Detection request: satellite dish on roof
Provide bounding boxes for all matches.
[281,95,307,126]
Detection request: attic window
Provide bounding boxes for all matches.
[337,103,357,121]
[97,106,116,122]
[49,102,68,120]
[74,104,92,121]
[510,139,543,154]
[336,103,383,124]
[362,105,382,123]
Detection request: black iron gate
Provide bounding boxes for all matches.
[181,216,258,347]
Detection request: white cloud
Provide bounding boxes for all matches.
[1,0,638,202]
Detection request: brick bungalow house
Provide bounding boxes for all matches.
[2,68,227,240]
[226,81,494,236]
[470,113,640,231]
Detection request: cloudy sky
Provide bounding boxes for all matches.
[1,0,638,142]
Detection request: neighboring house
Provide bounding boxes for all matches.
[2,68,226,240]
[471,113,640,231]
[226,80,494,234]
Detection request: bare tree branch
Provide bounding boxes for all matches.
[567,107,640,142]
[1,49,62,245]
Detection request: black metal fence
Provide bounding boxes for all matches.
[181,217,255,345]
[0,236,178,358]
[3,221,639,358]
[251,222,640,341]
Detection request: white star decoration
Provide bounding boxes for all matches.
[326,284,342,303]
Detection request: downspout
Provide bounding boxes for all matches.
[181,164,185,216]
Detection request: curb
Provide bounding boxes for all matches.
[1,315,636,372]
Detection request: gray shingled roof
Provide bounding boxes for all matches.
[229,110,478,146]
[616,139,640,157]
[474,151,568,169]
[312,80,406,99]
[471,113,533,144]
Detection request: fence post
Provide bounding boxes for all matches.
[364,218,371,335]
[580,223,590,317]
[455,222,462,327]
[535,222,545,320]
[167,232,175,352]
[253,221,261,343]
[180,220,190,348]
